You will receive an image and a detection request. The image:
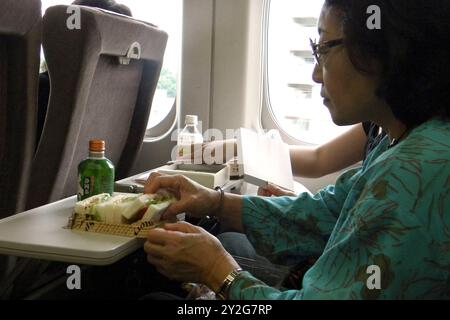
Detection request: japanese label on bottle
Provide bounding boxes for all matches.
[77,174,95,200]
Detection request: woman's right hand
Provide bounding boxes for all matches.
[144,172,221,221]
[179,139,237,164]
[257,183,297,197]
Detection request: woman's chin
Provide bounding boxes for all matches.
[329,112,351,126]
[331,116,360,127]
[331,118,343,126]
[326,104,349,126]
[327,108,340,125]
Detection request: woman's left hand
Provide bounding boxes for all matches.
[257,183,297,197]
[144,221,240,292]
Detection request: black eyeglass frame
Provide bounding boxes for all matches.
[309,38,345,66]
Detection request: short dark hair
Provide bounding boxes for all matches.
[324,0,450,128]
[72,0,132,17]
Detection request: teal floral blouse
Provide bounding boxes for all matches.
[230,119,450,299]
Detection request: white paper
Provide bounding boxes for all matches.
[236,128,294,191]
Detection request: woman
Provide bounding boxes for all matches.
[144,0,450,299]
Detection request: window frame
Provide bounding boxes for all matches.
[144,99,178,142]
[261,0,352,147]
[260,0,316,146]
[142,0,182,141]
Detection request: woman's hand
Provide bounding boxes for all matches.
[257,183,297,197]
[144,172,220,220]
[144,221,240,292]
[177,139,237,164]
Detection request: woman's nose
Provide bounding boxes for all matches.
[312,63,323,84]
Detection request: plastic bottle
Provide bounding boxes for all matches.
[77,140,115,201]
[177,115,203,163]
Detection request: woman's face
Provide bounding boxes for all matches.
[312,5,383,126]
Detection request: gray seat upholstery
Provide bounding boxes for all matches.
[0,0,42,299]
[0,0,41,218]
[26,5,168,209]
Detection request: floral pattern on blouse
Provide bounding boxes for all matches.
[230,120,450,300]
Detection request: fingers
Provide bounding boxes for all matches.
[257,187,271,196]
[146,252,165,269]
[265,183,283,196]
[258,184,278,196]
[144,172,181,194]
[144,240,165,257]
[266,183,297,197]
[164,221,200,234]
[144,240,166,272]
[145,173,199,220]
[144,172,162,194]
[145,228,180,267]
[146,224,197,248]
[146,227,173,245]
[161,198,192,220]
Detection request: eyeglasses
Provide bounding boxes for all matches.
[309,38,345,66]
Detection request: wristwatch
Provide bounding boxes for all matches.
[215,268,243,300]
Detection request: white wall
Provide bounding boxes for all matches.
[209,0,264,132]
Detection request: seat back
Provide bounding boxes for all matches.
[26,5,168,209]
[0,0,41,218]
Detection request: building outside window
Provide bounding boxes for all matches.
[267,0,352,144]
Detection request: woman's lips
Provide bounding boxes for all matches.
[323,98,330,106]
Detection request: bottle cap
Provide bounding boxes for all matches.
[185,115,198,125]
[89,140,105,152]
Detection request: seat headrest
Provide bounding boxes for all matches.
[0,0,41,35]
[43,5,168,62]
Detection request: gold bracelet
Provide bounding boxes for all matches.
[215,268,243,300]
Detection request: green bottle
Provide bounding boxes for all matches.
[77,140,115,201]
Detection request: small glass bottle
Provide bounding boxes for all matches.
[77,140,115,201]
[177,115,203,163]
[228,157,244,180]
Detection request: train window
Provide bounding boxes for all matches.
[41,0,181,138]
[265,0,352,144]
